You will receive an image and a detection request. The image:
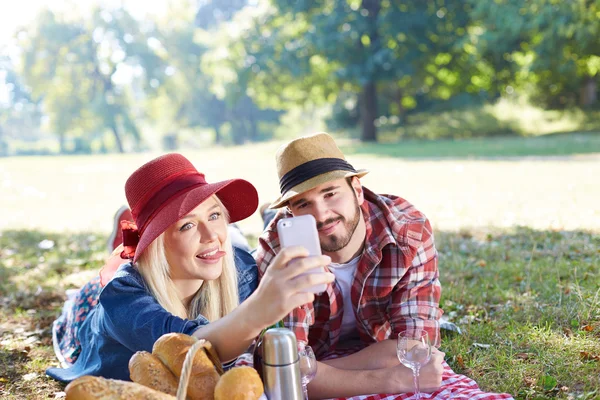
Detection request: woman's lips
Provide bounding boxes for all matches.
[196,250,226,264]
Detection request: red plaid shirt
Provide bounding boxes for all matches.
[256,188,443,357]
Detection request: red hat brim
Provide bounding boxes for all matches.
[133,178,258,263]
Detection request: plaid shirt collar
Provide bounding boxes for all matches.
[361,186,425,259]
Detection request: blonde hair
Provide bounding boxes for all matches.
[135,196,240,321]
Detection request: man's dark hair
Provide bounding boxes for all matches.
[346,176,357,190]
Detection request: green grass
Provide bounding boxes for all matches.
[339,132,600,158]
[1,135,600,238]
[438,229,600,399]
[370,99,600,142]
[1,134,600,398]
[0,228,598,399]
[0,232,105,399]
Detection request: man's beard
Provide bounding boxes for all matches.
[317,197,361,253]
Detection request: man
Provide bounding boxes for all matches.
[256,132,445,398]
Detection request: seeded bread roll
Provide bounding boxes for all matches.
[65,375,176,400]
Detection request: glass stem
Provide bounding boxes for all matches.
[302,383,309,400]
[413,366,421,400]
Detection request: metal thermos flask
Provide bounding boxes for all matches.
[261,328,304,400]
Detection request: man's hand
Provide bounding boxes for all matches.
[307,348,445,398]
[380,347,445,394]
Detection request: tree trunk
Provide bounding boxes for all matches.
[59,132,66,154]
[232,120,247,145]
[359,0,381,142]
[580,75,597,107]
[0,125,5,156]
[360,81,378,142]
[162,132,178,150]
[395,87,405,124]
[213,124,222,144]
[248,112,258,142]
[110,123,125,153]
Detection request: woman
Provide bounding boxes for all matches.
[47,153,333,382]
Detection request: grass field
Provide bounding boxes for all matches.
[1,134,599,399]
[1,133,600,236]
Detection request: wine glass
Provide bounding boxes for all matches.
[397,329,431,400]
[298,345,317,400]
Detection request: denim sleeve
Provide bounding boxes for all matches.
[234,246,258,303]
[99,270,209,353]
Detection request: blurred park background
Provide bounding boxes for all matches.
[1,0,599,399]
[1,0,600,154]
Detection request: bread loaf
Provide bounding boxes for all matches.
[65,375,176,400]
[67,335,264,400]
[214,367,264,400]
[129,351,179,396]
[152,333,221,400]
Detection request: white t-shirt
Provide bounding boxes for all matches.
[329,255,361,341]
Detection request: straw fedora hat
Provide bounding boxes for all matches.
[270,132,368,209]
[123,153,258,262]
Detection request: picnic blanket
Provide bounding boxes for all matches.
[236,346,514,400]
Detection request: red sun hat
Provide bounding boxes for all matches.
[123,153,259,263]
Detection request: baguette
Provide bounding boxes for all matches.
[152,333,221,400]
[65,375,176,400]
[129,351,179,396]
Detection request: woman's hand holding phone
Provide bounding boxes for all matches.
[251,247,334,328]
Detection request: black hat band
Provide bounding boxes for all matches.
[279,158,357,194]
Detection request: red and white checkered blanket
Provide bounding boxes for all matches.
[236,347,514,400]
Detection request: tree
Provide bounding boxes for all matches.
[144,2,229,145]
[144,0,282,146]
[193,1,285,144]
[469,0,600,108]
[0,55,43,155]
[19,7,160,153]
[195,0,249,29]
[224,0,473,142]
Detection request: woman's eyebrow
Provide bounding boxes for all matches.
[181,204,220,219]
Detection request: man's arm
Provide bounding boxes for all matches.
[320,339,398,370]
[308,361,408,399]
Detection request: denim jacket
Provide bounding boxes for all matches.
[46,246,258,382]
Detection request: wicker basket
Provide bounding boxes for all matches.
[175,339,224,400]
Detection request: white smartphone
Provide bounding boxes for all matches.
[277,214,328,294]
